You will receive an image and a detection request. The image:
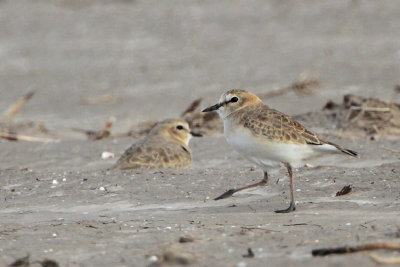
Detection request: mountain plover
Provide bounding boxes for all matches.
[203,89,357,213]
[111,119,202,170]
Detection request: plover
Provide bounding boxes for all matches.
[203,89,357,213]
[110,119,202,170]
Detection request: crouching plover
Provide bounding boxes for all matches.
[203,89,357,213]
[110,119,202,170]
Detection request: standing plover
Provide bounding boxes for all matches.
[110,119,202,170]
[203,89,357,213]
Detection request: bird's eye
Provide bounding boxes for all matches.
[176,125,184,130]
[231,97,239,103]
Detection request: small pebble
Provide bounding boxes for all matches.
[101,151,115,159]
[148,255,158,262]
[179,236,194,243]
[52,179,59,185]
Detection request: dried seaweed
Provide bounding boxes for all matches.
[336,94,400,138]
[335,185,352,196]
[297,94,400,139]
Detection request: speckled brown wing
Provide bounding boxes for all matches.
[239,103,322,145]
[114,136,192,170]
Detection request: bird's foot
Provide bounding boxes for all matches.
[214,189,237,200]
[274,202,296,213]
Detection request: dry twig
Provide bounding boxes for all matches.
[0,132,59,143]
[84,94,115,105]
[350,106,391,112]
[312,242,400,256]
[370,254,400,264]
[3,90,36,121]
[382,147,400,154]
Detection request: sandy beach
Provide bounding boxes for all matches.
[1,1,400,266]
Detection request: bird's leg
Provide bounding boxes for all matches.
[275,163,296,213]
[214,171,268,200]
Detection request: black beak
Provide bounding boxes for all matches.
[202,103,222,112]
[190,131,203,137]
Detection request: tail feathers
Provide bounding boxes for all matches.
[324,141,358,157]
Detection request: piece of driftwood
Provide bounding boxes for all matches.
[0,132,59,143]
[312,242,400,256]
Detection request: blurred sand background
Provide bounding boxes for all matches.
[1,1,400,266]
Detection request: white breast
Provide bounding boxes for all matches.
[223,118,315,171]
